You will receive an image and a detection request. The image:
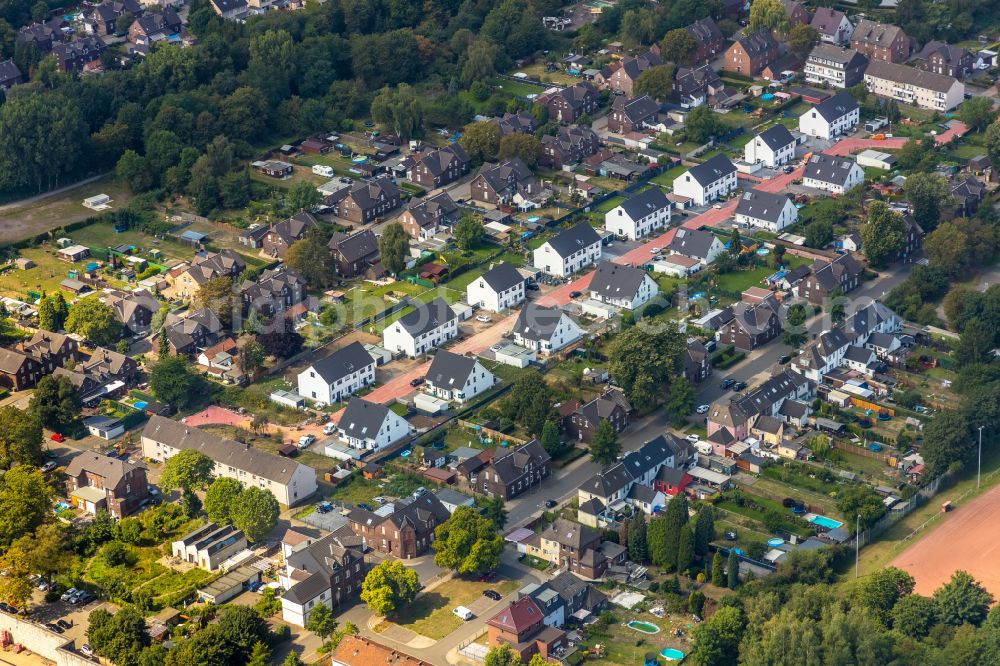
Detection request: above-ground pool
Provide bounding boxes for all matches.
[689,291,707,300]
[627,620,660,634]
[661,648,686,661]
[756,247,770,255]
[351,156,368,163]
[761,93,775,100]
[808,514,844,529]
[400,450,412,458]
[768,538,785,547]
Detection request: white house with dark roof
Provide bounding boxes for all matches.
[297,341,376,405]
[799,91,859,139]
[863,60,964,111]
[802,153,865,194]
[734,190,798,232]
[604,187,672,240]
[667,227,726,265]
[532,222,602,277]
[744,124,796,167]
[587,262,659,310]
[383,297,458,357]
[424,350,496,404]
[338,397,411,452]
[672,154,738,206]
[466,263,525,312]
[512,303,581,353]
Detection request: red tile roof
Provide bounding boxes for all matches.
[488,596,544,634]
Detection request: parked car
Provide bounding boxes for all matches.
[569,290,582,299]
[476,314,491,323]
[56,619,72,630]
[526,282,540,291]
[357,503,373,512]
[61,588,79,602]
[720,378,735,390]
[544,499,557,508]
[297,434,315,449]
[413,487,428,498]
[696,404,710,414]
[80,644,93,657]
[782,165,794,174]
[41,461,57,473]
[409,377,424,387]
[483,590,502,601]
[50,433,65,443]
[685,434,700,443]
[315,502,332,514]
[46,623,63,634]
[733,381,747,391]
[323,423,337,435]
[248,580,265,593]
[453,606,474,621]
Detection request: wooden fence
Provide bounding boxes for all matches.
[456,420,530,446]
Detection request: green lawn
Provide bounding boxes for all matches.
[649,166,686,188]
[329,472,427,506]
[489,77,545,98]
[595,196,624,213]
[376,577,519,639]
[949,143,987,160]
[713,255,807,294]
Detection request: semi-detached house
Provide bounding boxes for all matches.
[811,7,854,45]
[512,304,582,354]
[466,262,526,313]
[532,222,601,277]
[799,92,860,139]
[734,190,798,232]
[587,262,659,311]
[424,350,496,404]
[672,154,737,206]
[743,123,796,168]
[863,60,964,111]
[604,187,671,240]
[297,341,376,405]
[383,297,458,357]
[338,397,411,452]
[804,45,868,88]
[802,153,865,194]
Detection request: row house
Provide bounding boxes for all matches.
[487,597,567,664]
[127,8,181,44]
[53,37,106,72]
[804,44,868,89]
[604,52,661,97]
[526,518,626,580]
[719,296,781,351]
[798,252,864,305]
[478,440,551,500]
[538,82,600,123]
[686,17,725,63]
[607,94,660,133]
[470,158,539,207]
[493,111,537,135]
[912,41,973,79]
[279,531,365,627]
[791,327,851,382]
[400,192,459,240]
[84,0,143,36]
[101,288,160,336]
[863,60,965,112]
[707,369,814,440]
[780,0,809,27]
[238,266,307,318]
[159,307,224,356]
[684,339,712,384]
[263,212,318,259]
[162,250,245,300]
[673,64,727,108]
[328,228,382,279]
[540,125,600,169]
[348,493,451,559]
[332,178,401,224]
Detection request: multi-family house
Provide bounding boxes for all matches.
[0,59,22,90]
[707,369,814,439]
[263,212,318,259]
[538,82,600,122]
[802,152,865,194]
[17,20,63,52]
[673,64,727,107]
[950,178,986,218]
[805,45,868,88]
[851,19,910,63]
[734,190,798,232]
[605,186,671,240]
[238,266,307,318]
[607,94,660,133]
[84,0,142,35]
[332,178,401,224]
[844,300,901,345]
[526,518,627,580]
[337,397,410,452]
[0,349,43,391]
[470,158,539,207]
[912,41,973,79]
[791,327,851,382]
[424,350,496,404]
[799,92,860,139]
[743,123,796,167]
[719,296,781,350]
[127,8,181,43]
[863,60,964,111]
[328,229,382,279]
[279,531,365,627]
[686,17,725,63]
[101,289,160,336]
[667,227,726,265]
[159,308,224,356]
[780,0,810,26]
[52,37,106,72]
[558,388,632,444]
[331,637,431,666]
[383,297,458,357]
[141,415,318,506]
[724,29,780,76]
[209,0,249,20]
[348,492,451,559]
[673,154,737,206]
[65,451,149,518]
[172,523,247,571]
[587,262,659,311]
[512,304,582,354]
[163,250,245,300]
[466,262,525,313]
[21,330,78,370]
[406,144,470,188]
[399,192,460,241]
[477,440,551,500]
[811,7,853,45]
[297,342,376,405]
[799,252,863,304]
[605,53,661,96]
[532,222,601,277]
[54,346,139,404]
[494,112,538,135]
[684,339,712,384]
[539,125,600,169]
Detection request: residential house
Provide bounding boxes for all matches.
[101,288,160,336]
[799,91,860,139]
[331,637,431,666]
[950,178,985,218]
[863,60,964,111]
[84,0,142,36]
[21,330,79,371]
[707,369,813,439]
[209,0,248,20]
[141,415,318,506]
[866,331,903,360]
[802,153,865,194]
[83,415,125,440]
[163,250,245,300]
[383,297,458,357]
[844,300,901,345]
[912,41,973,79]
[673,65,727,107]
[65,451,149,518]
[805,45,868,88]
[478,440,551,500]
[605,52,661,96]
[52,37,106,72]
[297,342,375,405]
[719,296,781,350]
[605,186,671,240]
[252,159,292,178]
[780,0,810,26]
[128,7,181,43]
[486,597,567,663]
[851,19,910,63]
[399,192,459,241]
[0,349,44,391]
[734,190,798,232]
[558,388,632,444]
[406,144,470,188]
[608,94,661,133]
[17,20,62,52]
[263,212,318,259]
[512,304,581,354]
[752,414,786,446]
[538,82,600,123]
[724,29,780,76]
[587,262,659,310]
[900,214,924,259]
[540,125,600,169]
[424,350,496,403]
[337,397,410,452]
[435,488,475,514]
[332,178,401,224]
[761,53,804,82]
[811,8,853,45]
[667,227,726,265]
[684,339,712,383]
[686,17,725,63]
[743,123,796,168]
[328,229,382,279]
[843,345,879,374]
[172,523,246,571]
[348,492,451,559]
[523,571,607,625]
[0,59,22,90]
[791,327,851,381]
[470,158,539,207]
[532,222,601,277]
[526,518,626,579]
[238,266,307,319]
[55,346,139,404]
[280,532,365,627]
[494,112,537,135]
[466,262,525,312]
[159,308,224,356]
[799,253,863,304]
[672,154,737,206]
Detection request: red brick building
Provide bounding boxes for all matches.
[487,597,567,663]
[724,29,780,76]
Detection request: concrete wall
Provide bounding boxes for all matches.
[0,613,94,666]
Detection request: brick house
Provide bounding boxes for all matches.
[399,192,460,240]
[470,158,538,207]
[52,37,106,72]
[605,52,662,97]
[724,29,780,76]
[477,440,551,500]
[539,125,600,169]
[684,339,712,383]
[84,0,142,36]
[279,531,366,627]
[487,597,567,663]
[328,229,382,278]
[263,212,318,259]
[686,17,725,63]
[21,330,79,370]
[538,82,600,122]
[332,178,401,224]
[0,349,43,391]
[719,296,782,351]
[406,144,470,188]
[557,389,632,444]
[526,519,627,579]
[850,19,910,63]
[127,7,180,43]
[607,94,660,133]
[912,41,973,79]
[347,492,451,559]
[65,451,149,518]
[780,0,810,27]
[798,252,863,304]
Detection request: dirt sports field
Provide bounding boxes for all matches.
[892,480,1000,597]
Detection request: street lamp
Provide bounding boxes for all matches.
[855,514,860,579]
[978,426,984,489]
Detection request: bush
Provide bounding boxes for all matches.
[648,582,660,593]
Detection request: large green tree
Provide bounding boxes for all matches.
[633,64,677,101]
[891,594,938,638]
[28,374,81,432]
[691,606,744,666]
[905,172,951,232]
[748,0,789,33]
[286,228,336,290]
[589,420,620,467]
[376,222,410,275]
[860,201,907,268]
[149,355,202,409]
[922,409,974,477]
[608,321,685,410]
[432,505,504,575]
[459,121,501,164]
[195,276,236,329]
[934,571,994,626]
[693,506,714,557]
[159,450,214,494]
[685,105,721,144]
[958,96,995,132]
[500,369,553,436]
[852,566,915,626]
[371,83,424,139]
[204,477,245,525]
[360,560,421,616]
[65,297,123,346]
[454,214,485,250]
[658,28,697,64]
[0,92,87,193]
[0,406,43,468]
[231,487,280,542]
[498,132,541,168]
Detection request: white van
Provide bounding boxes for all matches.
[453,606,474,621]
[312,164,335,177]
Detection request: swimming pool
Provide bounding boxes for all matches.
[761,93,775,100]
[133,401,148,410]
[768,538,784,547]
[756,248,770,255]
[627,620,660,634]
[660,648,686,661]
[808,514,844,529]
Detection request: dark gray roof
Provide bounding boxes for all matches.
[685,154,736,187]
[0,59,22,83]
[810,7,849,36]
[396,297,456,337]
[581,463,633,498]
[478,262,524,294]
[756,124,795,151]
[328,228,379,262]
[512,303,566,342]
[426,350,478,388]
[844,345,876,364]
[808,44,867,68]
[614,94,660,121]
[618,187,670,220]
[626,484,660,504]
[668,227,720,260]
[545,222,601,259]
[811,92,859,123]
[803,153,860,186]
[865,60,959,93]
[588,262,650,301]
[339,398,393,440]
[309,342,375,384]
[735,190,792,224]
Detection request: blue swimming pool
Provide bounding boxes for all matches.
[761,93,775,100]
[690,291,707,300]
[809,514,844,529]
[133,401,148,410]
[661,648,686,660]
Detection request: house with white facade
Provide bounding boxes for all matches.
[383,297,458,357]
[863,60,964,111]
[811,7,854,45]
[667,227,726,265]
[532,222,602,277]
[297,342,375,405]
[802,153,865,194]
[466,263,525,313]
[338,397,411,452]
[587,262,659,311]
[790,328,851,382]
[424,350,496,404]
[604,187,671,240]
[798,91,860,139]
[512,303,581,354]
[672,154,738,206]
[805,45,868,88]
[734,190,798,232]
[743,124,796,167]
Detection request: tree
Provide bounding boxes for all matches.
[860,201,907,268]
[661,494,689,571]
[195,276,236,329]
[539,420,562,457]
[711,551,725,586]
[232,487,280,542]
[804,219,833,248]
[498,133,541,167]
[216,605,270,665]
[257,318,304,359]
[87,606,150,666]
[287,180,322,213]
[987,120,1000,168]
[459,121,501,164]
[958,96,995,132]
[149,355,201,409]
[238,340,266,376]
[634,64,677,101]
[676,525,695,573]
[728,228,742,258]
[433,505,504,575]
[783,303,807,347]
[286,228,337,290]
[371,84,424,139]
[247,641,272,666]
[478,496,508,530]
[922,409,974,477]
[0,92,87,193]
[484,644,522,666]
[933,570,994,626]
[116,150,153,193]
[693,506,714,557]
[852,566,915,626]
[748,0,789,33]
[283,653,305,666]
[589,420,621,467]
[28,374,81,432]
[957,318,993,366]
[38,297,57,332]
[686,105,721,144]
[159,450,214,494]
[0,537,34,608]
[461,38,499,86]
[500,369,553,436]
[376,222,409,275]
[65,297,123,346]
[0,406,43,468]
[727,550,739,589]
[905,172,950,232]
[836,484,887,528]
[788,24,819,59]
[924,220,970,275]
[665,375,695,426]
[648,516,669,566]
[659,28,697,64]
[628,511,648,563]
[891,593,937,638]
[454,214,485,250]
[21,523,75,585]
[360,560,420,616]
[608,322,685,411]
[691,606,744,666]
[204,477,244,525]
[305,603,337,645]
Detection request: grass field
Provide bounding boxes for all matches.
[376,577,518,640]
[0,247,94,299]
[713,255,808,293]
[70,223,196,262]
[649,166,686,188]
[580,610,693,666]
[328,472,426,507]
